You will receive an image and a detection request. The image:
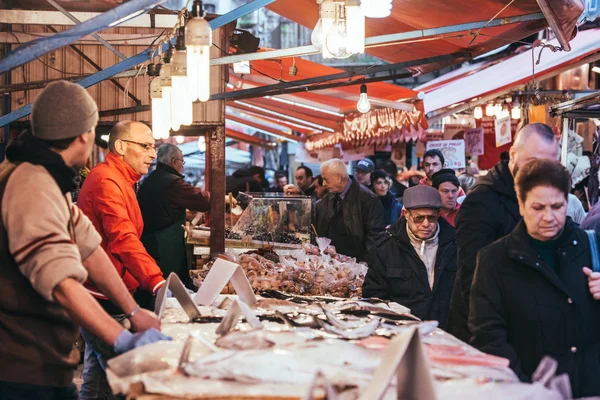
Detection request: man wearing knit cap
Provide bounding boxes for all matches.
[0,81,168,399]
[363,185,457,330]
[77,119,169,398]
[432,168,461,227]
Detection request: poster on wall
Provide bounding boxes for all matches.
[465,128,484,156]
[495,116,512,147]
[426,140,466,169]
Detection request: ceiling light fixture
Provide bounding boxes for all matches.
[357,84,371,113]
[185,0,212,102]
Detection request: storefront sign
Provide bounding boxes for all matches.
[426,140,466,169]
[495,116,512,147]
[465,128,484,156]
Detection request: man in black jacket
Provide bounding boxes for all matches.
[138,144,211,287]
[315,159,385,263]
[447,123,559,342]
[363,186,457,329]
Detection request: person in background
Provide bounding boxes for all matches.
[226,168,263,196]
[138,144,211,287]
[314,175,328,200]
[500,151,510,163]
[315,159,385,263]
[0,81,167,400]
[432,169,461,227]
[420,149,445,186]
[371,170,403,226]
[458,173,477,195]
[469,159,600,398]
[382,159,407,198]
[248,166,270,190]
[77,121,169,398]
[448,123,559,343]
[355,158,375,188]
[465,155,480,176]
[285,166,317,197]
[408,174,423,187]
[567,193,587,224]
[363,186,457,330]
[268,171,288,193]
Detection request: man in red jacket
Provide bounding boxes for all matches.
[77,120,166,399]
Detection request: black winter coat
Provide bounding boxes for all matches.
[447,161,520,342]
[362,217,457,329]
[469,219,600,398]
[315,178,385,264]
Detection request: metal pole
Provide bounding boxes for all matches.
[45,0,127,60]
[208,126,226,257]
[1,0,12,161]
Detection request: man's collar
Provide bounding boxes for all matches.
[105,152,141,185]
[157,162,184,177]
[339,178,352,200]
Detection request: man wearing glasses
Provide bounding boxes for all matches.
[77,121,167,399]
[362,185,457,331]
[138,143,210,287]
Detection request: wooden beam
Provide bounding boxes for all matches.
[0,31,159,46]
[0,10,177,28]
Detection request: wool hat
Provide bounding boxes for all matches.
[403,185,442,210]
[356,158,375,173]
[431,168,460,189]
[32,80,99,141]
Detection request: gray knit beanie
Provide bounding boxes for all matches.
[31,80,99,140]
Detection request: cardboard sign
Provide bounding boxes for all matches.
[495,116,512,147]
[426,140,466,169]
[215,299,262,336]
[358,326,436,400]
[465,128,484,156]
[155,273,201,321]
[193,258,257,307]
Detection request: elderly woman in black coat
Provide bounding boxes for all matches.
[469,159,600,398]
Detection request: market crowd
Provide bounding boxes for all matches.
[2,81,600,399]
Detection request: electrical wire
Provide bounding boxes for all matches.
[469,0,516,45]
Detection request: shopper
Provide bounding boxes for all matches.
[248,165,270,190]
[371,170,402,226]
[382,159,407,198]
[267,171,288,193]
[448,123,559,342]
[284,166,317,197]
[77,120,168,399]
[138,144,210,287]
[363,186,457,330]
[315,159,385,263]
[355,158,375,187]
[314,175,328,200]
[0,82,167,400]
[432,169,461,227]
[420,149,445,186]
[469,159,600,398]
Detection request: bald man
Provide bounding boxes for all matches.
[315,159,385,263]
[447,123,559,342]
[77,121,166,399]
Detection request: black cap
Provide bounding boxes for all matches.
[356,158,375,173]
[431,168,460,189]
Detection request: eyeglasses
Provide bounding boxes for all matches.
[408,211,439,225]
[120,139,157,152]
[174,158,186,165]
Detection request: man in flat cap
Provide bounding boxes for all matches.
[363,185,457,330]
[0,81,168,399]
[432,168,461,227]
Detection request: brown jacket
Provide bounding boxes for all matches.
[0,161,101,386]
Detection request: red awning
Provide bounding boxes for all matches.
[418,28,600,116]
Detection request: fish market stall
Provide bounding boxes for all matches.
[106,264,566,399]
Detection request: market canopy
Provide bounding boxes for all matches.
[418,28,600,118]
[267,0,583,75]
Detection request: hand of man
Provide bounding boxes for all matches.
[129,308,161,332]
[284,184,300,195]
[225,195,238,206]
[113,328,171,354]
[583,267,600,300]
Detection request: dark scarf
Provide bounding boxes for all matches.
[6,133,78,195]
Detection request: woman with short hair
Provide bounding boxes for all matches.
[371,170,402,226]
[469,158,600,398]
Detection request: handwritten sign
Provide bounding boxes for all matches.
[495,116,512,147]
[465,128,484,156]
[426,140,466,169]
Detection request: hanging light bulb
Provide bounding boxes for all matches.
[485,103,495,117]
[511,103,521,120]
[150,78,166,140]
[159,51,173,138]
[360,0,392,18]
[175,135,185,144]
[325,2,352,59]
[473,106,483,119]
[170,31,193,131]
[198,136,206,152]
[311,0,335,52]
[185,1,212,102]
[494,103,503,118]
[357,84,371,113]
[345,0,365,54]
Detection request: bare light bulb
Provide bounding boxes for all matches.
[170,48,193,131]
[159,62,172,138]
[360,0,392,18]
[325,2,352,59]
[357,84,371,113]
[175,136,185,144]
[473,106,483,119]
[311,0,335,51]
[150,78,166,140]
[485,103,495,117]
[511,105,521,120]
[346,0,365,54]
[185,1,212,102]
[494,103,503,118]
